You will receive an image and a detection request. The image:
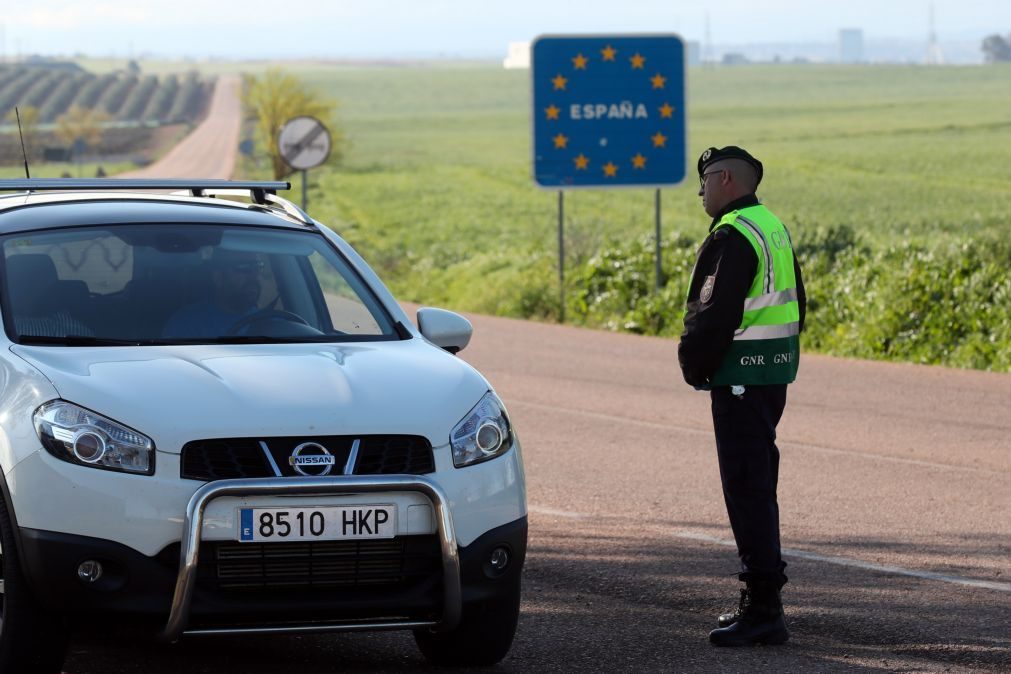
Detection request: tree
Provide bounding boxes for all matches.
[55,105,110,154]
[981,34,1011,63]
[242,69,344,180]
[4,106,40,162]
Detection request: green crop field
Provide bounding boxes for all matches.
[9,59,1003,370]
[237,62,1011,370]
[292,63,1011,243]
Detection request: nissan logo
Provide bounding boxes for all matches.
[288,442,336,476]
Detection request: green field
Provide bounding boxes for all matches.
[11,59,1006,370]
[0,161,134,179]
[237,62,1011,370]
[293,63,1011,242]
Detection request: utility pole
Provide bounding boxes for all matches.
[926,2,944,65]
[704,12,714,67]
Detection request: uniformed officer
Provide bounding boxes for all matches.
[678,146,805,647]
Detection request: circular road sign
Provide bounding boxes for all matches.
[278,116,331,170]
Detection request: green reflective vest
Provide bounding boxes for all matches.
[708,204,801,386]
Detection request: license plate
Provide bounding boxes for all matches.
[238,505,396,542]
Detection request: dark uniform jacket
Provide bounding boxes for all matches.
[678,194,806,388]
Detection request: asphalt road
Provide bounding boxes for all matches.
[63,309,1011,673]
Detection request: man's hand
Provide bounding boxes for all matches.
[681,366,710,389]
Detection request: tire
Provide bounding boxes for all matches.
[0,497,69,673]
[413,581,521,667]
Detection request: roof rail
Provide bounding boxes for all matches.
[0,178,313,225]
[170,187,315,226]
[0,179,290,195]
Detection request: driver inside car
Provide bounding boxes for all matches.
[162,249,264,338]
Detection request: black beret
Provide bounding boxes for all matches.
[698,146,763,185]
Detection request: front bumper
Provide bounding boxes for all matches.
[7,443,526,553]
[165,475,460,641]
[19,481,528,640]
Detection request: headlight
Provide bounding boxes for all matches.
[33,401,154,475]
[451,392,513,468]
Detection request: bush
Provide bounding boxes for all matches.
[567,225,1011,372]
[572,232,696,335]
[801,236,1011,370]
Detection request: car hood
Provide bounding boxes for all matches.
[12,340,489,453]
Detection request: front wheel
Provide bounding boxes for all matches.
[0,497,69,673]
[413,581,521,667]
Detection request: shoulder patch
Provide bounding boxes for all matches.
[700,274,716,304]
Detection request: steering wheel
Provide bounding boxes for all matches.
[226,309,310,335]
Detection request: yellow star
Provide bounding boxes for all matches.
[631,153,647,169]
[651,73,667,89]
[630,53,646,69]
[601,45,617,61]
[651,132,667,148]
[552,74,568,90]
[545,104,560,120]
[553,133,569,149]
[603,161,618,177]
[572,53,588,70]
[659,103,674,118]
[574,154,589,170]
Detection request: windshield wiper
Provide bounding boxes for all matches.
[17,335,174,347]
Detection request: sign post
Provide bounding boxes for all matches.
[278,116,332,211]
[532,35,686,308]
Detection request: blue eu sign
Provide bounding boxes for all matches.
[532,35,686,188]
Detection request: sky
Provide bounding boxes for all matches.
[1,0,1009,60]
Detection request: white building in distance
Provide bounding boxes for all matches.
[503,42,530,69]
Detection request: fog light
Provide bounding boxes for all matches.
[77,560,103,583]
[489,546,510,571]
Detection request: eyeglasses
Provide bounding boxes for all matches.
[699,170,723,190]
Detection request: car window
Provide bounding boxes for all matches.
[0,224,398,345]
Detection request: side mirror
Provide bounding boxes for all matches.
[417,307,473,354]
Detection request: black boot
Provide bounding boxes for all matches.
[716,587,749,628]
[709,582,789,647]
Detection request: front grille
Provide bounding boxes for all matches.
[198,535,441,590]
[180,435,435,481]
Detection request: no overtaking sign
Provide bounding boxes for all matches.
[278,116,331,171]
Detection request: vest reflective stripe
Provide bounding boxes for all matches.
[736,215,774,293]
[708,204,800,386]
[742,287,798,312]
[734,322,800,341]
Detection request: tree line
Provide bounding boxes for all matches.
[982,34,1011,62]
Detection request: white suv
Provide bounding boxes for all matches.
[0,179,527,672]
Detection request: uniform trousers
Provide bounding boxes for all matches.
[710,384,789,588]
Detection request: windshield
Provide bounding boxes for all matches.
[1,224,399,345]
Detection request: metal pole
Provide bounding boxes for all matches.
[301,169,308,211]
[558,190,565,323]
[654,188,663,291]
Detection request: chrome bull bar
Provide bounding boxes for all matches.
[160,475,461,643]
